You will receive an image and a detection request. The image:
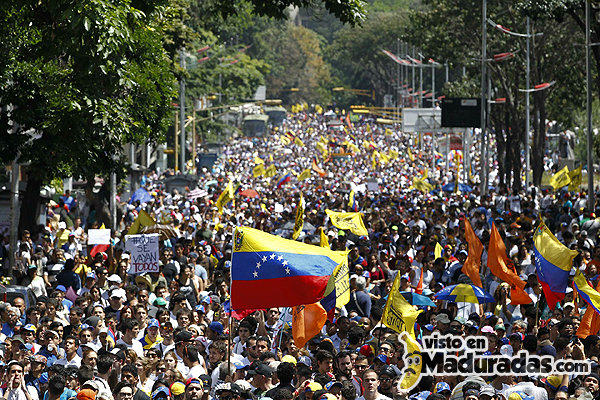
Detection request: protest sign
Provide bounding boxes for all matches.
[125,233,159,274]
[87,229,111,245]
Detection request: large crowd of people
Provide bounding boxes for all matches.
[0,109,599,400]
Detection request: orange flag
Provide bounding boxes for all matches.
[462,219,483,288]
[292,303,327,349]
[488,223,532,305]
[577,279,600,338]
[415,268,423,294]
[312,158,326,177]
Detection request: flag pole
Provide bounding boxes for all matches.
[227,310,232,375]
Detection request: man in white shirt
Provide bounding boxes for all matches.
[115,319,144,358]
[183,345,206,380]
[0,361,39,400]
[54,335,82,368]
[358,369,391,400]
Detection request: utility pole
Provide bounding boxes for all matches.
[9,159,19,273]
[525,17,531,188]
[431,64,436,108]
[397,39,401,113]
[419,53,423,108]
[174,108,179,172]
[445,63,449,84]
[480,0,488,195]
[412,47,416,108]
[400,42,405,107]
[110,170,116,229]
[586,0,595,209]
[179,48,186,174]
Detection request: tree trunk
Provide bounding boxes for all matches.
[18,169,43,235]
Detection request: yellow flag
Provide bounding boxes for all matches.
[319,227,329,248]
[434,242,443,260]
[252,164,265,177]
[261,203,267,212]
[265,164,277,178]
[549,166,571,190]
[325,210,368,236]
[298,168,311,181]
[280,135,291,145]
[411,177,433,193]
[215,180,234,214]
[294,137,305,147]
[334,257,350,308]
[382,273,422,336]
[316,142,328,156]
[568,166,582,191]
[128,210,156,235]
[407,148,415,162]
[254,156,264,165]
[292,193,305,240]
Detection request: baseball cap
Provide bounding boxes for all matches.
[77,389,96,400]
[209,321,224,335]
[435,314,451,324]
[56,285,67,292]
[254,363,274,377]
[481,326,495,334]
[306,382,323,392]
[174,330,193,343]
[151,386,170,400]
[434,382,451,394]
[107,274,122,284]
[32,355,48,364]
[507,392,534,400]
[540,376,562,390]
[170,382,185,396]
[281,355,296,365]
[22,324,37,332]
[148,319,160,329]
[379,365,396,377]
[325,382,343,391]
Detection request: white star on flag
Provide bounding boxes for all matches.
[270,254,276,260]
[253,271,258,278]
[285,267,291,274]
[256,262,261,268]
[282,260,288,266]
[262,256,267,262]
[277,255,283,261]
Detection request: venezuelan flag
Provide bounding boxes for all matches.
[276,173,291,189]
[348,190,359,212]
[574,269,600,315]
[231,227,347,310]
[533,222,578,309]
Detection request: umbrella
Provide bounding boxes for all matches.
[400,291,436,307]
[433,283,495,304]
[239,189,260,198]
[140,224,177,240]
[129,188,152,204]
[282,221,317,233]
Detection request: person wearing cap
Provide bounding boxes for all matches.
[184,378,203,400]
[150,386,170,400]
[38,330,64,366]
[114,382,135,400]
[434,314,451,334]
[433,382,451,400]
[20,325,40,354]
[248,362,274,397]
[140,319,163,350]
[377,366,396,398]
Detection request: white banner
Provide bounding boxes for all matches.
[125,233,160,274]
[87,229,111,245]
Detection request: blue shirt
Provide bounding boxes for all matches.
[1,322,15,338]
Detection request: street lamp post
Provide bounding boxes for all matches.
[525,17,531,188]
[586,0,595,210]
[480,0,488,194]
[179,48,186,173]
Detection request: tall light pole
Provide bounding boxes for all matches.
[412,47,416,108]
[586,0,595,210]
[480,0,488,194]
[179,48,186,173]
[419,53,423,108]
[525,17,531,187]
